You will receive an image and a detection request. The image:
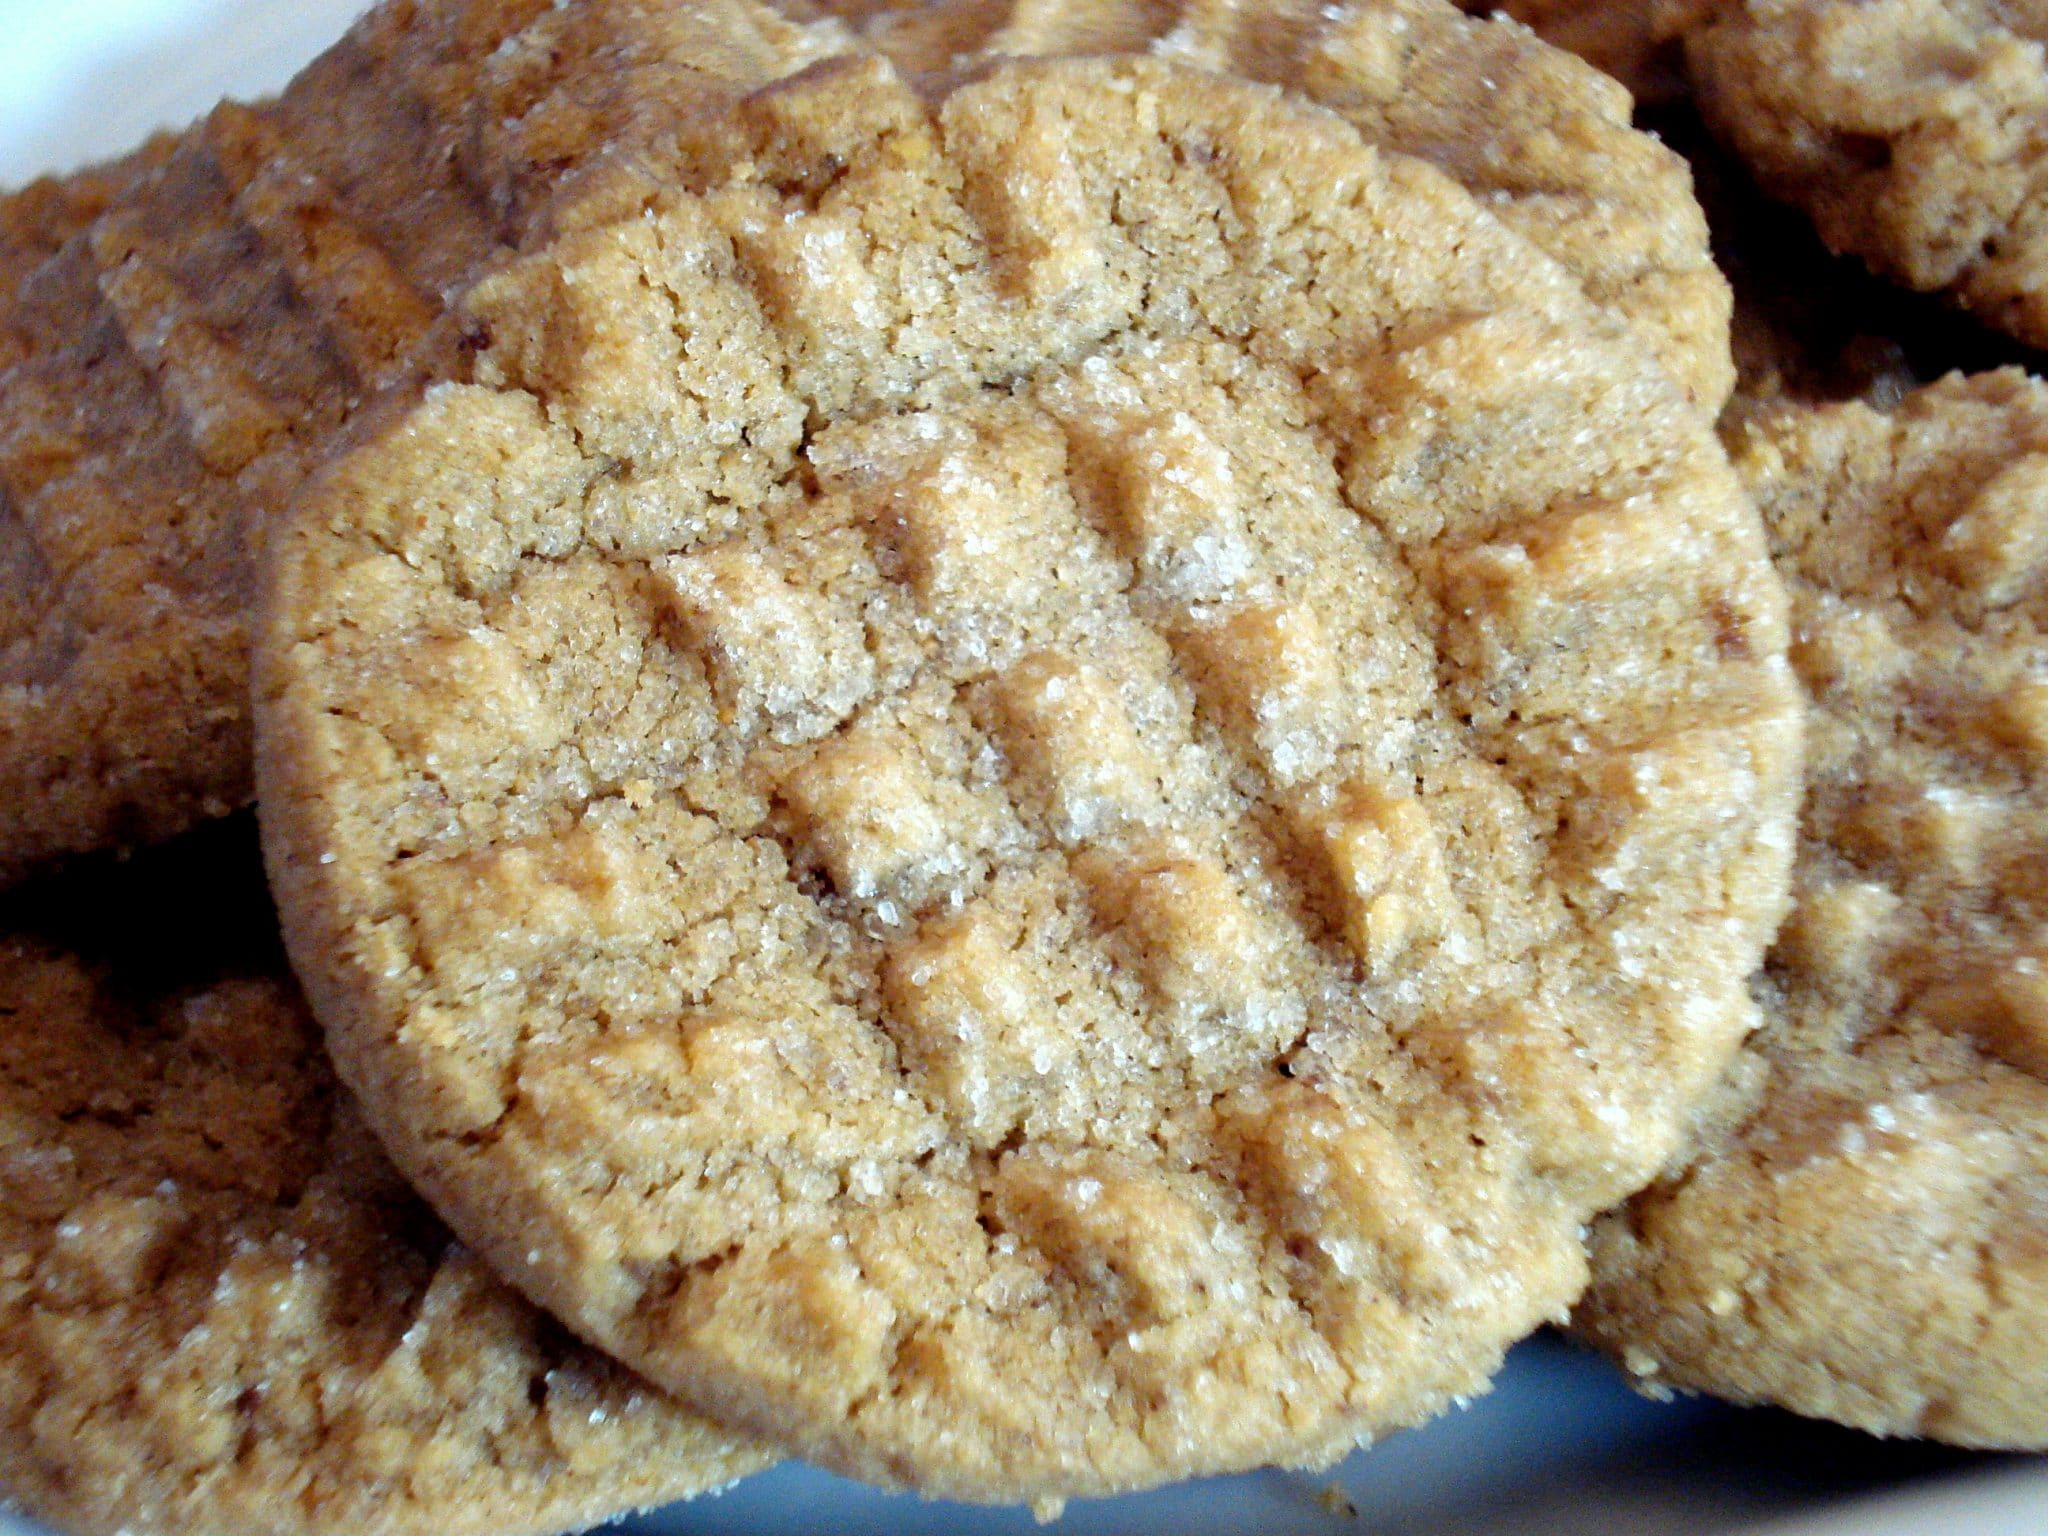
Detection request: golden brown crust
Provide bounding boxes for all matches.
[0,0,1737,895]
[1458,0,1691,103]
[798,0,1733,409]
[1579,370,2048,1448]
[260,55,1796,1500]
[0,138,180,837]
[0,136,178,364]
[1676,0,2048,347]
[0,827,771,1536]
[0,0,854,889]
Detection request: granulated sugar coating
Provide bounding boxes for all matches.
[803,0,1734,409]
[1673,0,2048,348]
[1453,0,1690,103]
[0,0,852,888]
[1579,370,2048,1448]
[261,55,1800,1500]
[0,841,771,1536]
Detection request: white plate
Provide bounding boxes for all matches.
[1,4,2041,1532]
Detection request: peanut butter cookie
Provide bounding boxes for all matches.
[0,824,771,1536]
[0,0,849,888]
[805,0,1732,407]
[1674,0,2048,348]
[261,56,1798,1499]
[1580,369,2048,1448]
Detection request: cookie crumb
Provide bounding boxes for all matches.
[1316,1481,1360,1518]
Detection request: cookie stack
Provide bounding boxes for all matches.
[0,2,2037,1533]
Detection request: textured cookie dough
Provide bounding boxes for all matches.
[0,136,177,365]
[1579,370,2048,1447]
[0,828,772,1536]
[0,0,849,888]
[802,0,1733,409]
[262,55,1799,1500]
[0,137,180,788]
[1674,0,2048,348]
[1455,0,1690,103]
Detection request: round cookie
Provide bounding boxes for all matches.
[0,827,773,1536]
[260,55,1799,1500]
[802,0,1734,410]
[0,0,851,888]
[1579,369,2048,1447]
[1674,0,2048,349]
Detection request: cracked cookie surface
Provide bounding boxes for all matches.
[0,823,771,1536]
[1673,0,2048,347]
[1579,369,2048,1448]
[261,55,1798,1500]
[0,0,851,888]
[802,0,1732,409]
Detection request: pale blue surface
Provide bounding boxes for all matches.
[1,1332,2040,1536]
[0,6,2042,1534]
[616,1334,2025,1536]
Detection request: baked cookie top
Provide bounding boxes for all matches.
[0,136,178,366]
[1673,0,2048,347]
[804,0,1733,409]
[260,55,1798,1501]
[0,0,850,889]
[1579,369,2048,1448]
[0,825,771,1536]
[1455,0,1690,104]
[0,136,181,853]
